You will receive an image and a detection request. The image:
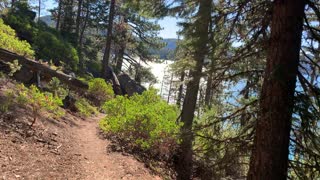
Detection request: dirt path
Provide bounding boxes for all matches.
[71,115,161,180]
[0,111,162,179]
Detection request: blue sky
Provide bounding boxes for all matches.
[40,0,179,39]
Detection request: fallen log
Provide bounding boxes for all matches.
[0,48,88,91]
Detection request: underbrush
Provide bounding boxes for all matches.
[87,78,114,107]
[99,89,181,160]
[75,98,98,117]
[0,81,64,126]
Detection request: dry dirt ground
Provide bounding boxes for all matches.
[0,103,161,179]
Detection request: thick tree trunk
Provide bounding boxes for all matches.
[247,0,306,179]
[176,0,212,179]
[102,0,116,80]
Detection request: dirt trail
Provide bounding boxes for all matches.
[0,111,161,179]
[71,115,161,180]
[0,82,162,179]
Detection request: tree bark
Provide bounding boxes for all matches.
[247,0,306,179]
[102,0,116,80]
[176,0,212,179]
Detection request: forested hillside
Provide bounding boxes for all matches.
[0,0,320,180]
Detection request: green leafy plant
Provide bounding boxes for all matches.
[75,98,98,117]
[87,78,114,107]
[0,18,34,57]
[47,77,68,99]
[7,59,22,76]
[17,84,64,126]
[33,31,79,71]
[0,90,15,113]
[100,89,181,158]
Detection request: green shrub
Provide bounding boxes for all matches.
[0,18,34,57]
[2,2,79,71]
[88,78,114,107]
[17,84,64,126]
[47,77,68,99]
[100,89,181,157]
[2,2,38,43]
[33,31,79,71]
[0,72,5,79]
[0,90,15,113]
[75,98,98,117]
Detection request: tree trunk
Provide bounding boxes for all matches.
[75,0,83,38]
[38,0,41,23]
[176,0,212,179]
[115,16,127,74]
[102,0,116,80]
[204,72,213,107]
[176,71,185,109]
[134,64,141,84]
[78,0,90,71]
[167,73,174,103]
[56,0,62,30]
[247,0,306,179]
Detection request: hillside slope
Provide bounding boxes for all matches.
[0,81,161,179]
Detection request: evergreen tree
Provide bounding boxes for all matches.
[174,1,212,179]
[248,0,306,179]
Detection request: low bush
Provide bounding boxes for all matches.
[100,89,181,158]
[0,90,15,113]
[0,18,34,57]
[87,78,114,107]
[75,98,98,117]
[16,84,64,126]
[47,77,68,99]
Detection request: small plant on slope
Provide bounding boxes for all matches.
[47,77,68,99]
[17,84,64,126]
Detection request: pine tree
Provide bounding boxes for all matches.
[248,0,306,179]
[175,0,212,179]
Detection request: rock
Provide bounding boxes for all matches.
[62,94,77,112]
[118,74,146,96]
